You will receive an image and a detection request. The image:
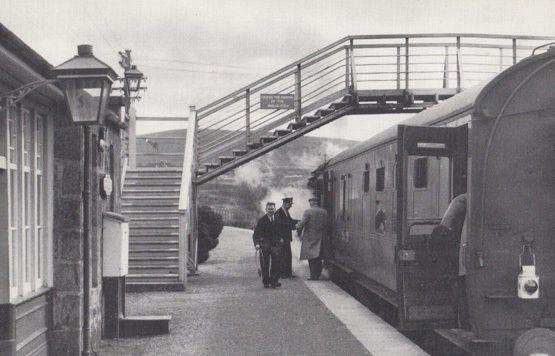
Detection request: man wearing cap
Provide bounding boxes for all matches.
[276,197,298,278]
[253,202,283,288]
[296,198,330,280]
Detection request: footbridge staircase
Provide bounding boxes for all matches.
[127,34,554,290]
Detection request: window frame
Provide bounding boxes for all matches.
[34,113,45,288]
[341,175,346,219]
[376,166,385,192]
[363,170,370,193]
[6,105,19,299]
[413,157,429,189]
[3,104,49,301]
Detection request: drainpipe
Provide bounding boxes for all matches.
[82,125,94,355]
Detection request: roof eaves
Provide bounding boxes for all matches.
[0,23,54,78]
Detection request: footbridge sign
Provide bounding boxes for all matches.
[261,93,295,109]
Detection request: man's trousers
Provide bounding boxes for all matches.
[260,249,281,286]
[280,240,292,277]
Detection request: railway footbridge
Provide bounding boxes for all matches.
[125,34,554,290]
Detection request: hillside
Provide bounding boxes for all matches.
[136,129,359,226]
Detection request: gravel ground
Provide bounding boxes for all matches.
[99,226,371,356]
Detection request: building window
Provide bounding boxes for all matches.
[35,115,44,285]
[5,106,48,300]
[414,157,428,188]
[7,107,19,297]
[376,167,385,191]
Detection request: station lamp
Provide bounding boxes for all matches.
[52,44,118,125]
[123,64,144,93]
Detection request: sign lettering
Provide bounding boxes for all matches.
[260,94,295,110]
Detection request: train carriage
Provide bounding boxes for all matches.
[315,47,555,354]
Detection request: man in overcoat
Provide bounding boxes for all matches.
[253,202,283,288]
[296,197,330,280]
[275,197,298,278]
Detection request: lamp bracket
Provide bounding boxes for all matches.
[0,79,57,108]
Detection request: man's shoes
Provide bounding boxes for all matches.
[263,284,270,288]
[271,282,282,288]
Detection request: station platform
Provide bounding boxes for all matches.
[100,226,427,355]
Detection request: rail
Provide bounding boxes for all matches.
[192,34,554,168]
[179,107,198,271]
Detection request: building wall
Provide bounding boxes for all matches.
[51,112,84,355]
[0,25,129,356]
[50,109,125,355]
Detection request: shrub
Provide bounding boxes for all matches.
[197,206,224,264]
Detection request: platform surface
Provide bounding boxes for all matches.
[100,226,426,355]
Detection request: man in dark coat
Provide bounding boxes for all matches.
[253,202,283,288]
[431,193,469,329]
[296,198,330,280]
[275,197,298,278]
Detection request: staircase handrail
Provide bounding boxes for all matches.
[193,34,555,168]
[177,106,198,278]
[196,36,351,114]
[195,34,555,117]
[179,107,197,211]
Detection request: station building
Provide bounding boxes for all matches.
[0,24,130,355]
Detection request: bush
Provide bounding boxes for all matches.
[197,206,224,264]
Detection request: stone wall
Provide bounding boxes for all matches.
[51,107,124,355]
[51,110,84,355]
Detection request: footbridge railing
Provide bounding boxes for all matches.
[193,34,554,171]
[178,33,554,272]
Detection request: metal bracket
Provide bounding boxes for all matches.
[0,79,57,108]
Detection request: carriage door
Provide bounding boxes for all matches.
[396,124,467,330]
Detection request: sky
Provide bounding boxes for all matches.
[1,0,554,140]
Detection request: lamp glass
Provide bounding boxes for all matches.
[127,77,140,92]
[62,78,112,124]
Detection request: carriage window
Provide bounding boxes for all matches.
[341,176,346,219]
[413,157,428,188]
[394,164,397,189]
[376,167,385,191]
[363,170,370,193]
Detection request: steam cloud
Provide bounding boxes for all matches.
[262,186,315,219]
[231,140,353,219]
[232,156,273,187]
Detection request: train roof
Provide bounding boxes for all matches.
[326,82,487,166]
